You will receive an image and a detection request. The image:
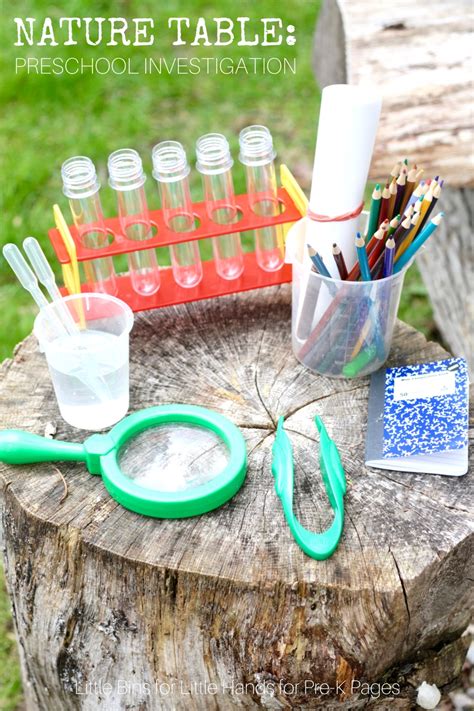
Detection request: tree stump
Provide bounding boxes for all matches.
[1,287,473,710]
[313,0,474,369]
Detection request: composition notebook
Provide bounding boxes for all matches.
[366,358,469,476]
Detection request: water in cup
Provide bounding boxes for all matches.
[45,329,129,430]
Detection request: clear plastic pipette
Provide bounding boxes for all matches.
[3,243,110,402]
[3,243,54,314]
[22,237,78,334]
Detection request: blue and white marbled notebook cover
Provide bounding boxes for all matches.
[382,358,468,458]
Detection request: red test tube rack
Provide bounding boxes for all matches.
[47,176,304,313]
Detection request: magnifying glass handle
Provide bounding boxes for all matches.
[0,430,86,466]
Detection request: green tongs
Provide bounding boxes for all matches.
[271,416,346,560]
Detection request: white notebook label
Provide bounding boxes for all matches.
[394,370,456,401]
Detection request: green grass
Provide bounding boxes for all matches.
[0,0,321,360]
[0,1,436,703]
[0,0,435,361]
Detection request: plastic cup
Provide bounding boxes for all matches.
[34,293,134,430]
[291,242,408,379]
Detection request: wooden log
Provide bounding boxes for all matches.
[416,186,474,370]
[313,0,474,187]
[1,287,473,710]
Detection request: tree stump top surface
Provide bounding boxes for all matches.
[1,287,472,589]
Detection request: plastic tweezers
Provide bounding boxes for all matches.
[271,416,347,560]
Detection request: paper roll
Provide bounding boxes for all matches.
[307,85,382,277]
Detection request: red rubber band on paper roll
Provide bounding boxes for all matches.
[307,201,364,223]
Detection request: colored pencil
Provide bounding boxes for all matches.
[391,213,413,247]
[343,345,378,377]
[403,203,414,219]
[377,183,391,227]
[393,166,407,216]
[394,213,444,273]
[367,224,389,269]
[400,164,418,213]
[417,180,442,233]
[387,178,398,221]
[308,246,331,277]
[373,212,413,275]
[407,181,424,210]
[312,293,363,373]
[296,265,322,340]
[382,237,396,278]
[346,219,387,282]
[390,161,401,180]
[395,211,421,259]
[355,232,371,281]
[387,214,401,237]
[412,195,424,217]
[348,300,384,365]
[398,189,431,256]
[365,184,382,242]
[367,218,388,252]
[297,287,346,359]
[345,260,360,282]
[411,184,434,239]
[332,243,348,280]
[349,308,372,360]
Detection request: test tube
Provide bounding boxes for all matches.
[108,149,160,296]
[239,125,284,272]
[196,133,244,280]
[61,156,117,295]
[152,141,203,289]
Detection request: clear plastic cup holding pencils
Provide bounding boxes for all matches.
[290,227,409,378]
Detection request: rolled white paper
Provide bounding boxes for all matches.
[307,85,382,277]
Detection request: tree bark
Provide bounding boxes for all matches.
[416,187,474,370]
[1,287,473,710]
[313,0,474,186]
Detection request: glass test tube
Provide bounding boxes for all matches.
[61,156,117,295]
[196,133,244,280]
[239,125,284,272]
[152,141,203,289]
[108,149,160,296]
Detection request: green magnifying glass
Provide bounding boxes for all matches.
[0,404,247,518]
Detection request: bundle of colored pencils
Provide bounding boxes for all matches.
[307,160,444,282]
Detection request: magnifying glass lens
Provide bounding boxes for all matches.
[118,423,229,492]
